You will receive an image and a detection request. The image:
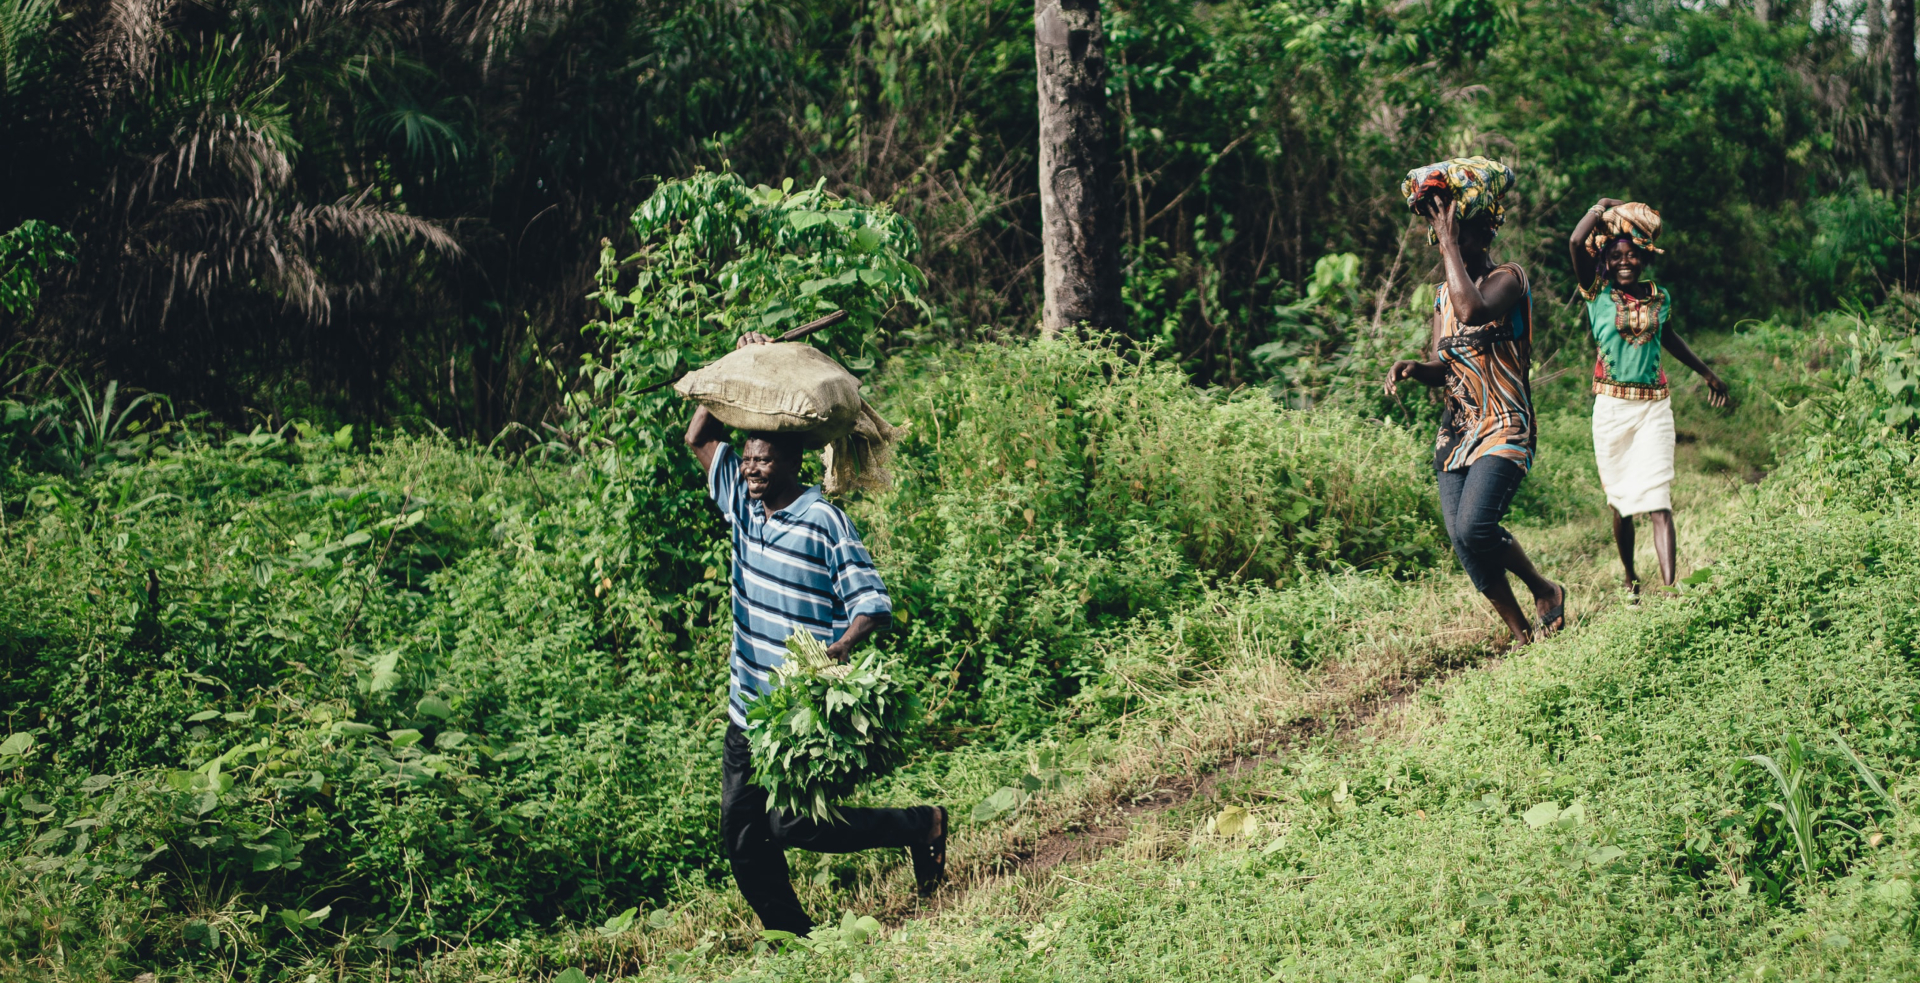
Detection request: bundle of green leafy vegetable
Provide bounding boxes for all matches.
[745,632,919,822]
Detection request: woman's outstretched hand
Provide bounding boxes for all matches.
[1703,372,1732,408]
[1384,359,1420,396]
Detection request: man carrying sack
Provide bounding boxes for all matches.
[682,331,946,936]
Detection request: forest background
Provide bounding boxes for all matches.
[7,0,1919,424]
[7,0,1920,980]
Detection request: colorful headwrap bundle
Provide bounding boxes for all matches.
[1584,201,1664,257]
[1401,156,1517,242]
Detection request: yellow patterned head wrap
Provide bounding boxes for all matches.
[1584,201,1664,257]
[1402,156,1516,242]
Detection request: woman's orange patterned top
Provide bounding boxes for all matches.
[1431,263,1535,473]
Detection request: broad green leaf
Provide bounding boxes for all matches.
[1522,801,1561,829]
[0,733,33,756]
[1586,845,1626,864]
[1215,805,1253,838]
[416,695,453,719]
[388,729,423,749]
[554,968,589,983]
[248,842,283,871]
[971,785,1025,823]
[596,907,637,936]
[369,651,402,694]
[186,710,221,723]
[182,918,220,948]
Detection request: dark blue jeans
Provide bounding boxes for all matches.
[1435,455,1525,594]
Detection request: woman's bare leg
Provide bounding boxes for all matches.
[1648,509,1677,586]
[1610,506,1640,594]
[1493,534,1564,628]
[1480,575,1534,645]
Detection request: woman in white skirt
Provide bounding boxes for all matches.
[1568,199,1730,595]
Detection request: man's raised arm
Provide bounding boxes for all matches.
[685,405,728,474]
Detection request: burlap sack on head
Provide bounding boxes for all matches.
[674,342,863,445]
[822,401,906,495]
[675,341,906,493]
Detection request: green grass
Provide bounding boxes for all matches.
[580,326,1920,982]
[9,324,1920,982]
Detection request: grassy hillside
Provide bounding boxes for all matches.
[0,338,1444,981]
[664,320,1920,983]
[394,320,1919,982]
[6,316,1919,981]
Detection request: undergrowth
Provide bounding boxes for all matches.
[0,336,1441,980]
[683,316,1920,983]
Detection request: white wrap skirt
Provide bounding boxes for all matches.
[1592,394,1675,517]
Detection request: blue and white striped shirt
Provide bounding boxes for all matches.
[707,444,892,726]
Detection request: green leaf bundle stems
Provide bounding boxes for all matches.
[744,632,919,823]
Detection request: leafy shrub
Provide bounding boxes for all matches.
[853,335,1447,736]
[746,635,919,822]
[1768,314,1920,509]
[0,426,737,971]
[0,220,75,318]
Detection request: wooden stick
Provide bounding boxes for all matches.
[635,310,849,394]
[779,309,849,341]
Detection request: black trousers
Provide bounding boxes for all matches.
[720,723,936,935]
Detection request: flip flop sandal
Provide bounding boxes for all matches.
[910,806,947,897]
[1540,583,1567,634]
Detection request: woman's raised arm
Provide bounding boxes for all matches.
[1569,197,1624,293]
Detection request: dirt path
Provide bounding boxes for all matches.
[885,619,1506,924]
[882,464,1749,927]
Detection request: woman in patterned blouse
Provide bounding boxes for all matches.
[1385,179,1566,645]
[1568,199,1730,597]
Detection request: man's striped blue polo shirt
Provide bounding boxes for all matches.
[707,443,892,727]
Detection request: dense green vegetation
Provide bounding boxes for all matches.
[636,317,1920,983]
[7,0,1920,980]
[0,324,1444,977]
[3,0,1916,420]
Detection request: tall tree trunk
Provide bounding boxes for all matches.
[1870,0,1896,188]
[1895,0,1918,185]
[1035,0,1123,336]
